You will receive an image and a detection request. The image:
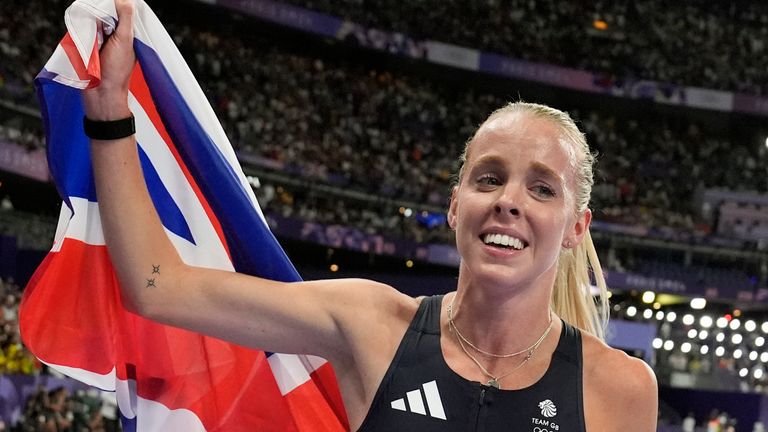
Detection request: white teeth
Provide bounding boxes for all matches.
[483,233,524,250]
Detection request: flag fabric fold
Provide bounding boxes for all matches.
[19,1,347,430]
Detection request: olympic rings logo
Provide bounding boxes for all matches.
[533,428,552,432]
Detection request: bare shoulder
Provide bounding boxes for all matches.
[581,332,658,431]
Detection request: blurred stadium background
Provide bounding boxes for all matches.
[0,0,767,430]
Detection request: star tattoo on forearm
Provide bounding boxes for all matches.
[146,265,160,288]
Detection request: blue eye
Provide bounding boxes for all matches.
[532,185,556,198]
[477,175,501,186]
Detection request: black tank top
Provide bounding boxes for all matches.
[357,295,587,432]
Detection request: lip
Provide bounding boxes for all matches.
[481,241,527,257]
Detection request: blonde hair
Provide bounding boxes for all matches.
[457,102,609,340]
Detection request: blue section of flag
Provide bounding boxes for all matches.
[119,413,137,432]
[134,39,301,282]
[35,77,97,207]
[137,146,195,244]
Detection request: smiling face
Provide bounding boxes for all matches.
[448,109,591,294]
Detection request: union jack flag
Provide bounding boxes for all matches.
[19,1,347,430]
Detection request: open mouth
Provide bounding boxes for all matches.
[481,233,528,250]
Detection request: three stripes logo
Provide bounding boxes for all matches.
[390,380,447,420]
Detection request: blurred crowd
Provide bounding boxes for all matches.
[1,0,767,239]
[16,386,117,432]
[0,278,39,377]
[289,0,768,95]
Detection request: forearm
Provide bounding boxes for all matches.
[89,128,185,316]
[81,0,185,316]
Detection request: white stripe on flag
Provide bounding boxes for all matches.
[56,197,105,248]
[267,353,312,396]
[43,362,116,391]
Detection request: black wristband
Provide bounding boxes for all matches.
[83,115,136,140]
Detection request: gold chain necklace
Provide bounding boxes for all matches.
[447,296,553,389]
[447,296,553,358]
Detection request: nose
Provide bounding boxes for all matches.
[495,205,520,217]
[494,184,522,217]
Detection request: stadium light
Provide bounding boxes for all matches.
[652,338,663,349]
[755,369,764,379]
[699,330,709,340]
[700,315,713,328]
[740,368,749,378]
[715,346,725,357]
[761,352,768,363]
[663,340,674,351]
[757,337,765,347]
[681,342,692,353]
[732,333,743,344]
[687,329,697,339]
[643,309,653,319]
[690,298,706,310]
[666,311,677,322]
[682,314,694,325]
[655,311,665,321]
[746,320,757,332]
[716,333,725,342]
[734,348,743,359]
[751,351,759,361]
[716,317,729,329]
[642,291,655,304]
[626,306,637,317]
[730,319,741,330]
[700,345,709,355]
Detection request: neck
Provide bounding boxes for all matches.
[450,265,556,355]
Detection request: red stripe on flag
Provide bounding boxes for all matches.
[310,362,349,430]
[128,64,231,259]
[283,378,348,432]
[59,32,95,83]
[20,239,119,374]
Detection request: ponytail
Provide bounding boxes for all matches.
[552,229,609,340]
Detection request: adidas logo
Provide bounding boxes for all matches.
[390,380,447,420]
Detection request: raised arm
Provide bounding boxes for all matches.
[83,0,414,361]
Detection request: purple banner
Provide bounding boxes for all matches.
[0,141,49,182]
[213,0,342,37]
[605,319,656,363]
[479,52,596,92]
[734,92,768,116]
[266,213,428,259]
[604,270,751,301]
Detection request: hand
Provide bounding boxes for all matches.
[83,0,136,121]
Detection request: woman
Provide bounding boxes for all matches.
[84,1,657,430]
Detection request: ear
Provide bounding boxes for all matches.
[563,208,591,249]
[447,186,459,230]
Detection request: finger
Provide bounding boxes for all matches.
[113,0,135,41]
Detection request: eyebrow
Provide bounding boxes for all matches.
[471,155,565,185]
[529,161,565,185]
